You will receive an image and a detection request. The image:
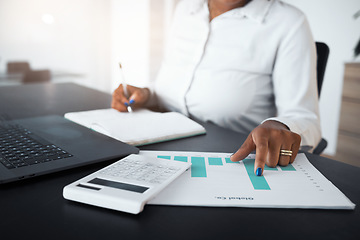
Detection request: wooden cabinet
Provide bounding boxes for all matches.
[334,63,360,167]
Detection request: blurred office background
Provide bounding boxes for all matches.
[0,0,359,164]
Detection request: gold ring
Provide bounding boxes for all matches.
[280,152,292,156]
[280,149,292,157]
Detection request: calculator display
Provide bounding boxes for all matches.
[88,178,148,193]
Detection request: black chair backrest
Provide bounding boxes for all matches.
[315,42,329,97]
[312,42,330,155]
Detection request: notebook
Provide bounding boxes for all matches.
[64,109,206,146]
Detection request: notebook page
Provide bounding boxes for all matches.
[65,108,206,146]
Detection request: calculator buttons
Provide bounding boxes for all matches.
[98,157,181,185]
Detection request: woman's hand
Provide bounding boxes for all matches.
[111,84,150,112]
[230,120,301,176]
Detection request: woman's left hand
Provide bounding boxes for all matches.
[230,120,301,176]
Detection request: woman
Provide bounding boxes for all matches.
[112,0,321,176]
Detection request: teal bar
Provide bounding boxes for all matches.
[191,157,207,177]
[243,159,271,190]
[225,157,239,164]
[157,155,171,160]
[208,157,223,166]
[279,164,296,171]
[174,156,188,162]
[264,165,278,171]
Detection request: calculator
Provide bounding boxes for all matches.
[63,154,191,214]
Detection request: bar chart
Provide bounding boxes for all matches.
[157,154,296,190]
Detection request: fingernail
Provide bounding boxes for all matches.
[256,167,262,176]
[124,102,129,107]
[129,99,135,104]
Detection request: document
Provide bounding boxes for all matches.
[140,151,355,210]
[64,109,206,146]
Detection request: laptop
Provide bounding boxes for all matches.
[0,115,139,184]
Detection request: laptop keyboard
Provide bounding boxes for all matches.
[0,123,73,169]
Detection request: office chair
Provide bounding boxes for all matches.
[23,70,51,84]
[6,61,31,74]
[312,42,330,155]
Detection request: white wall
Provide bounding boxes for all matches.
[110,0,150,92]
[283,0,360,155]
[0,0,111,92]
[109,0,174,93]
[0,0,158,93]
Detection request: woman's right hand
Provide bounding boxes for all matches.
[111,84,150,112]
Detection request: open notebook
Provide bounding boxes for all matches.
[64,109,206,146]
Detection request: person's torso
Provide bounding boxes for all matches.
[155,0,302,133]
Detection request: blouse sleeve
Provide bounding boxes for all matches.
[262,15,322,150]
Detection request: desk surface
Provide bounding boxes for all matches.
[0,83,359,240]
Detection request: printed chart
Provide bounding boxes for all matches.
[140,151,355,209]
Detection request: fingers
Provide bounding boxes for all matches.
[230,133,267,176]
[112,85,130,112]
[127,87,150,107]
[290,134,301,163]
[231,121,302,177]
[128,91,142,107]
[278,143,292,166]
[113,84,129,103]
[266,141,280,168]
[111,85,150,112]
[111,99,127,112]
[253,136,268,176]
[230,133,256,162]
[279,133,301,165]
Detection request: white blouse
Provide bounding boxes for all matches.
[151,0,321,149]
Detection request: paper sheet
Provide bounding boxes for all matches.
[139,151,355,210]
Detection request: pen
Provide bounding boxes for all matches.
[119,63,133,113]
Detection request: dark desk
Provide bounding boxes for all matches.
[0,83,359,240]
